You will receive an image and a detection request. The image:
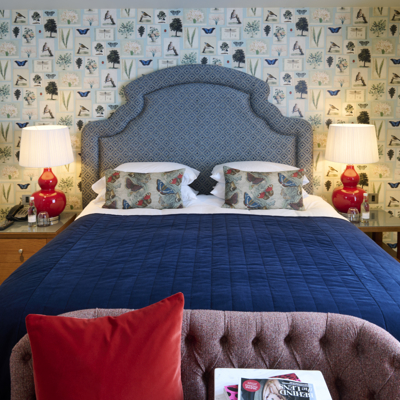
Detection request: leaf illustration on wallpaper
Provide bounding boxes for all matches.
[374,120,384,140]
[249,59,259,76]
[311,90,321,109]
[62,91,71,110]
[314,152,320,171]
[2,183,11,202]
[186,28,196,48]
[312,27,322,47]
[0,122,10,142]
[0,60,9,80]
[374,59,385,78]
[61,29,71,49]
[123,60,133,79]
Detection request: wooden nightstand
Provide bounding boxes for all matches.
[353,209,400,262]
[0,212,76,284]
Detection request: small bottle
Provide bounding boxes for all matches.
[360,193,370,222]
[28,196,37,227]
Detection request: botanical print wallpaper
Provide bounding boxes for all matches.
[0,7,399,236]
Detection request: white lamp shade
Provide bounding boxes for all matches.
[325,124,379,165]
[19,125,74,168]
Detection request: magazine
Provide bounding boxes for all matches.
[240,377,315,399]
[215,369,332,400]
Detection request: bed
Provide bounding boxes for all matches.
[1,65,400,399]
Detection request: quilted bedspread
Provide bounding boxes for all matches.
[1,213,400,398]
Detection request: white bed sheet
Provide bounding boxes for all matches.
[77,194,348,221]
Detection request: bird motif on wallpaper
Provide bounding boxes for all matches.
[292,41,304,55]
[14,12,25,23]
[104,73,116,87]
[389,135,400,146]
[391,73,400,84]
[229,9,241,24]
[292,104,303,117]
[392,9,400,20]
[78,105,90,116]
[265,10,277,21]
[167,42,178,56]
[388,196,399,207]
[356,9,368,23]
[139,11,151,22]
[104,10,115,25]
[15,75,27,85]
[327,104,339,115]
[77,43,89,54]
[42,42,53,56]
[265,73,277,83]
[202,42,215,53]
[328,42,340,53]
[355,72,366,86]
[326,166,338,177]
[43,105,54,119]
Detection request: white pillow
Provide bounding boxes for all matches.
[92,162,200,194]
[211,161,309,185]
[211,182,309,199]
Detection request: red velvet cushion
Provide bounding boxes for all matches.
[26,293,184,400]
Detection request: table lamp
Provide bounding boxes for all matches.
[19,125,74,222]
[325,124,379,213]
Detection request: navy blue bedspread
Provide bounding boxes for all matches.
[1,213,400,397]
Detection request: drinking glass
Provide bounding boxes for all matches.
[37,211,50,227]
[347,208,360,223]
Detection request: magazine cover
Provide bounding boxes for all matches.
[240,377,316,400]
[214,369,332,400]
[222,375,300,400]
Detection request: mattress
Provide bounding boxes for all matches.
[1,195,400,398]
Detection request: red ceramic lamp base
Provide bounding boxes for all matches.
[31,168,66,218]
[332,164,366,213]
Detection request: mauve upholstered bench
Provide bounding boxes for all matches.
[10,309,400,400]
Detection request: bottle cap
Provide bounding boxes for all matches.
[363,193,368,197]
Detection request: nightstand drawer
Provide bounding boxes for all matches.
[0,239,47,263]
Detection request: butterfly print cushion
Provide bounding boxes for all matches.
[102,168,185,209]
[222,166,305,211]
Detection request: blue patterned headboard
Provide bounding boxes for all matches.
[82,65,313,207]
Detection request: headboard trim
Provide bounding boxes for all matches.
[82,65,313,207]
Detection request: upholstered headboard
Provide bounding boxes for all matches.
[82,65,313,207]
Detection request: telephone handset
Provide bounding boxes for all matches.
[6,204,29,221]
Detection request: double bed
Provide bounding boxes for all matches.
[1,65,400,398]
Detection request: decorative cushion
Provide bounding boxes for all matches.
[92,162,200,194]
[222,167,305,210]
[25,293,184,400]
[102,168,185,209]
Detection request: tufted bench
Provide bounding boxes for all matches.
[10,309,400,400]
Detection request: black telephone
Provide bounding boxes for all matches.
[7,204,29,221]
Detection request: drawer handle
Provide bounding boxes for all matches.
[19,249,23,255]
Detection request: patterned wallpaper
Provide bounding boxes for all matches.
[0,7,399,233]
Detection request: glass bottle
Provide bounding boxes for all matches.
[360,193,370,222]
[28,196,37,227]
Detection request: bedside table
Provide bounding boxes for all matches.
[0,212,76,284]
[353,210,400,261]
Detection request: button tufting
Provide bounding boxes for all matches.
[185,335,195,345]
[252,337,260,346]
[284,335,292,344]
[220,336,228,345]
[23,353,31,362]
[320,336,328,346]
